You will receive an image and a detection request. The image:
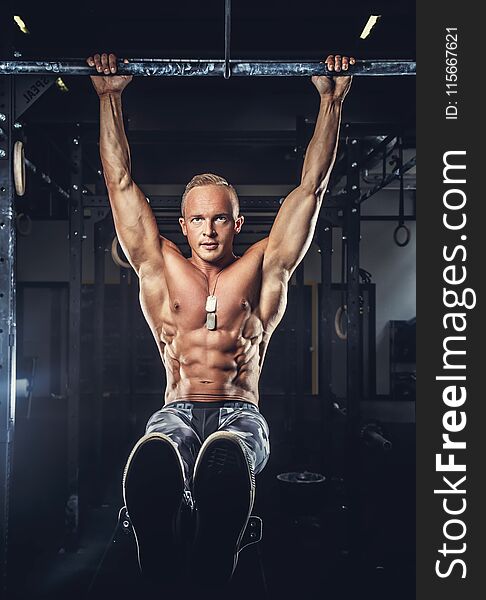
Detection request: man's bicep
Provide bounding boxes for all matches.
[266,186,320,273]
[258,257,290,332]
[107,180,162,270]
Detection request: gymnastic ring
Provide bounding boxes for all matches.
[334,305,347,341]
[16,212,33,236]
[13,140,26,196]
[393,224,411,247]
[111,235,131,269]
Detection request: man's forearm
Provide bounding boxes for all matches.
[99,92,132,187]
[300,97,343,195]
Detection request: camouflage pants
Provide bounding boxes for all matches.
[145,400,270,485]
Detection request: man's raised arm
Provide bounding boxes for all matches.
[264,54,354,277]
[88,52,163,275]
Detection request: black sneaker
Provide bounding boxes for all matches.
[191,431,255,588]
[122,433,186,584]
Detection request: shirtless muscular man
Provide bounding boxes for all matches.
[88,52,353,590]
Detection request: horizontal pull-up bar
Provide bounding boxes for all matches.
[0,59,416,77]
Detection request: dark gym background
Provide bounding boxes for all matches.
[4,1,415,599]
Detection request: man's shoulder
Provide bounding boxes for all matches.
[137,236,183,279]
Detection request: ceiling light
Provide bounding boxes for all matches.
[13,16,30,35]
[360,15,381,40]
[55,78,69,92]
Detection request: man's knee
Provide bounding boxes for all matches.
[225,428,270,475]
[220,413,270,473]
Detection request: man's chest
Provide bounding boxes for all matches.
[140,255,264,334]
[165,270,260,332]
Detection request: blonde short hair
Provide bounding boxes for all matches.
[181,173,239,217]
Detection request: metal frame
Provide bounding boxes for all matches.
[292,262,306,466]
[2,96,416,582]
[329,134,397,189]
[83,195,283,212]
[343,134,363,555]
[368,284,377,400]
[344,136,362,427]
[330,282,376,401]
[119,264,131,439]
[65,127,83,549]
[316,217,333,474]
[312,124,415,557]
[0,74,16,596]
[92,215,110,503]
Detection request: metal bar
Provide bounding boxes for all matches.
[0,74,16,596]
[345,139,362,422]
[344,136,362,557]
[120,268,131,442]
[362,135,397,169]
[294,263,305,467]
[81,192,416,217]
[324,193,416,210]
[317,219,333,474]
[82,195,284,210]
[78,128,298,144]
[359,285,364,400]
[76,125,413,144]
[49,289,62,403]
[129,272,138,433]
[283,304,295,437]
[397,137,405,225]
[65,128,83,550]
[368,284,377,400]
[224,0,232,80]
[0,59,416,77]
[290,115,307,465]
[361,215,415,221]
[93,218,106,504]
[24,158,70,199]
[341,123,415,138]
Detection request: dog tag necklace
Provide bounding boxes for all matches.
[205,269,224,330]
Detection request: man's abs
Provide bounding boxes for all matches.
[161,325,263,405]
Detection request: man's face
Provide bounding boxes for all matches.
[179,185,244,263]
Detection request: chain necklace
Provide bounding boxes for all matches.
[205,269,224,330]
